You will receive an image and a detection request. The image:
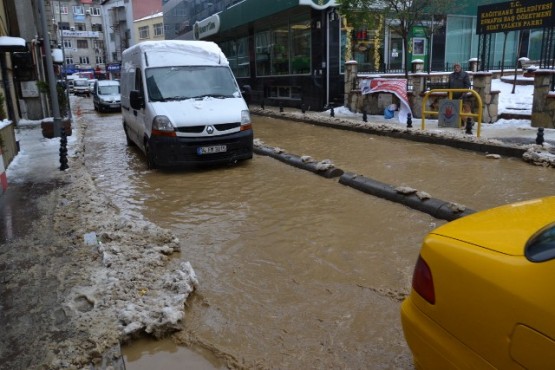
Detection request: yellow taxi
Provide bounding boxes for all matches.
[401,196,555,369]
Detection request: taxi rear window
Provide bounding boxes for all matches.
[526,224,555,262]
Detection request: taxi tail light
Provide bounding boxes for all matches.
[412,255,435,304]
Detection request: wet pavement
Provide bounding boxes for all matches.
[0,123,71,243]
[0,181,63,242]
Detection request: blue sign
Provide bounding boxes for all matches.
[107,63,121,72]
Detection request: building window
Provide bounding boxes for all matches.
[290,20,311,74]
[255,30,271,76]
[271,25,289,75]
[65,57,74,65]
[267,86,302,99]
[55,5,69,15]
[139,26,149,39]
[59,22,70,31]
[75,23,85,31]
[255,17,311,77]
[77,40,88,49]
[96,56,104,64]
[153,23,164,37]
[63,39,72,48]
[91,24,103,32]
[80,56,90,64]
[89,7,101,16]
[221,37,250,78]
[73,6,84,15]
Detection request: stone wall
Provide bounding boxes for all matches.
[531,70,555,129]
[344,61,502,123]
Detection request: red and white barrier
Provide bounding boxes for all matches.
[0,147,7,194]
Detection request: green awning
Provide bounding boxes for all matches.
[218,0,301,32]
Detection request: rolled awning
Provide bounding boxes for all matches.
[0,36,27,52]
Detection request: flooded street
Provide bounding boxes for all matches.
[79,97,555,369]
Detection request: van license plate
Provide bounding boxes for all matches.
[197,145,227,155]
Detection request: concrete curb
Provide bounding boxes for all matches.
[254,143,474,221]
[254,144,344,178]
[339,172,476,221]
[252,108,529,159]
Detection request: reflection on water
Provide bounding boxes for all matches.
[123,337,226,369]
[82,102,555,368]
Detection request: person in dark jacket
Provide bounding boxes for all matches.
[448,63,471,99]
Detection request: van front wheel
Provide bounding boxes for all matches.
[123,123,134,146]
[145,142,157,170]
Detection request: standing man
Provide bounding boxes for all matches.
[449,63,472,128]
[448,63,471,98]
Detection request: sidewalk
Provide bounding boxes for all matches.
[0,120,77,241]
[0,122,75,242]
[0,108,193,369]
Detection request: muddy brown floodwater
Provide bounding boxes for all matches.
[81,99,555,369]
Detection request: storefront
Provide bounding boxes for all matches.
[194,0,344,111]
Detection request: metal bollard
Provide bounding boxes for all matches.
[330,103,335,117]
[362,109,367,122]
[279,101,284,113]
[407,113,412,128]
[536,127,544,145]
[59,127,69,170]
[261,99,265,109]
[465,117,473,135]
[301,103,306,114]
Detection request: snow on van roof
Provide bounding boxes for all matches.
[124,40,229,67]
[97,80,119,85]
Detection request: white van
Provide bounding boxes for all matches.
[73,77,90,97]
[121,40,253,169]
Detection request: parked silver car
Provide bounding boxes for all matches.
[92,80,121,112]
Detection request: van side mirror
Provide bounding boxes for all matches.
[130,90,144,110]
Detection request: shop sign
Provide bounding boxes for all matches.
[477,0,554,34]
[62,30,100,38]
[194,15,220,40]
[299,0,337,10]
[107,63,121,72]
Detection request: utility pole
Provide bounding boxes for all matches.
[37,0,62,137]
[58,0,71,119]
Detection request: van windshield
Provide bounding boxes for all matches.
[99,85,120,95]
[145,66,240,102]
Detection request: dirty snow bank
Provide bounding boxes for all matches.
[55,116,198,366]
[2,114,198,369]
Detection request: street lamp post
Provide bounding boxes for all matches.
[58,0,71,119]
[37,0,62,137]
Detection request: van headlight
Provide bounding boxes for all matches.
[152,115,174,131]
[241,110,251,125]
[240,110,252,131]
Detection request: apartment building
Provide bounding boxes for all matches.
[101,0,162,78]
[135,12,165,43]
[47,0,107,78]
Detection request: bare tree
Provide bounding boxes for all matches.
[337,0,457,77]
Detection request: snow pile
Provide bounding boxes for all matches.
[4,114,199,368]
